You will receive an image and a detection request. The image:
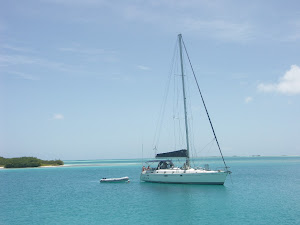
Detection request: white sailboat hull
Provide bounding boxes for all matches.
[140,169,228,185]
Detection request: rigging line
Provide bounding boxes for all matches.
[197,137,216,154]
[197,138,216,165]
[174,56,185,150]
[206,138,216,154]
[172,58,176,151]
[141,143,144,166]
[153,39,178,149]
[183,58,195,155]
[173,52,180,151]
[182,39,229,171]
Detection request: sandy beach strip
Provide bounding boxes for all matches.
[0,165,64,169]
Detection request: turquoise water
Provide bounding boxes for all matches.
[1,157,300,225]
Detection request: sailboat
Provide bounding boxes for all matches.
[140,34,231,185]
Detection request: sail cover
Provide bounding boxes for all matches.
[156,149,187,158]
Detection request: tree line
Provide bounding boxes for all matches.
[0,156,64,168]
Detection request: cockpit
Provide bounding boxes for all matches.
[157,160,174,169]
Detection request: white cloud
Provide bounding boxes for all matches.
[114,3,254,42]
[286,33,300,41]
[245,97,253,103]
[43,0,106,7]
[10,71,39,81]
[53,114,64,120]
[58,47,114,55]
[1,44,35,53]
[137,65,150,70]
[58,46,118,63]
[0,53,76,72]
[183,19,254,42]
[258,65,300,95]
[14,0,255,43]
[285,20,300,41]
[0,54,35,66]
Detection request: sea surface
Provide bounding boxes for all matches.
[1,156,300,225]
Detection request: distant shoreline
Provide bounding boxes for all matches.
[62,155,300,161]
[1,156,300,170]
[1,156,299,170]
[0,165,64,169]
[0,156,64,169]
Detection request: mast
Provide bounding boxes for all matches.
[178,34,190,168]
[182,39,230,172]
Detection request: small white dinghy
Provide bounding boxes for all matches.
[100,176,130,183]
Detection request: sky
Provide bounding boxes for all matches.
[0,0,300,160]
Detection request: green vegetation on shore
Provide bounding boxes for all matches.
[0,157,64,168]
